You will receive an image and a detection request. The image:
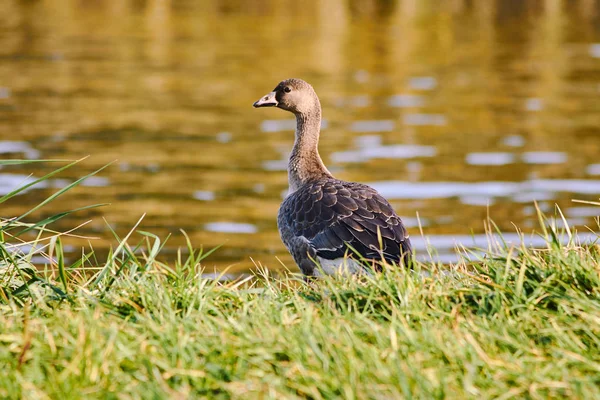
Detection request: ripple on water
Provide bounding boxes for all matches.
[512,191,555,203]
[410,231,599,263]
[410,232,598,263]
[502,134,525,147]
[335,95,371,108]
[387,94,425,108]
[262,160,288,171]
[466,151,569,165]
[402,114,447,126]
[369,181,515,199]
[398,216,429,228]
[354,135,382,147]
[566,207,600,218]
[260,119,328,132]
[466,152,515,166]
[0,174,42,195]
[119,163,160,173]
[529,179,600,194]
[589,43,600,58]
[367,179,600,200]
[216,132,232,143]
[0,173,109,195]
[193,190,215,201]
[260,119,296,132]
[587,164,600,175]
[354,70,370,83]
[331,144,437,163]
[350,120,395,132]
[346,95,370,107]
[204,222,258,234]
[408,76,437,91]
[522,152,567,164]
[79,176,110,187]
[525,98,544,111]
[460,196,495,206]
[0,141,40,159]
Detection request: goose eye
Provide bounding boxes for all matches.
[284,87,291,93]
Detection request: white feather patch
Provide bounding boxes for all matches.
[315,257,370,277]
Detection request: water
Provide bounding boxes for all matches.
[0,0,599,273]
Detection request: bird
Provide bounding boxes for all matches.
[253,78,412,277]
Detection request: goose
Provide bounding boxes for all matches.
[253,78,412,276]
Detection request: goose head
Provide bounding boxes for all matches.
[253,78,320,115]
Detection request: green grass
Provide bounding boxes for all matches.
[1,161,599,399]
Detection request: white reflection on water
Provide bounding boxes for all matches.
[352,96,370,107]
[335,95,370,108]
[400,216,429,228]
[354,70,370,83]
[253,183,265,193]
[0,173,109,195]
[460,196,495,206]
[260,119,296,132]
[523,203,552,216]
[522,152,567,164]
[408,76,437,90]
[567,207,600,218]
[350,120,395,132]
[216,132,232,143]
[411,231,599,263]
[193,190,215,201]
[589,43,600,58]
[587,164,600,175]
[525,98,544,111]
[388,94,425,108]
[260,119,328,132]
[354,135,381,147]
[0,141,40,159]
[502,134,525,147]
[402,114,447,126]
[0,174,45,195]
[81,176,110,187]
[262,159,288,171]
[331,144,437,163]
[119,162,160,173]
[204,222,258,234]
[465,152,568,166]
[466,152,515,166]
[512,191,555,203]
[368,179,600,200]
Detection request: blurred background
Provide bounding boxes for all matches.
[1,0,600,273]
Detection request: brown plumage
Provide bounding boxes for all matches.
[254,78,412,276]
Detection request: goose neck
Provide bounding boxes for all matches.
[288,110,331,193]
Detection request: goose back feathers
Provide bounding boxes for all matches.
[278,179,411,275]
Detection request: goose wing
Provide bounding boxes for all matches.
[278,179,411,265]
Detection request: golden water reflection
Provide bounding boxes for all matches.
[1,0,600,272]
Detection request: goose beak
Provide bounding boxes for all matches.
[253,92,278,108]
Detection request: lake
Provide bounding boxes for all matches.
[1,0,599,274]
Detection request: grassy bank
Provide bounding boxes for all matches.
[1,161,599,399]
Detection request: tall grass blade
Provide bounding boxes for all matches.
[0,158,86,207]
[54,237,68,294]
[15,203,110,236]
[7,161,114,227]
[0,160,70,166]
[91,214,145,288]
